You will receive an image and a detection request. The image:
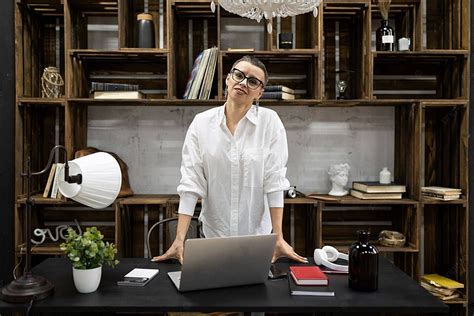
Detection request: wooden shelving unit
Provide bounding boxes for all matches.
[14,0,469,314]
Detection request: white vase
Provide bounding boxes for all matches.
[379,167,391,184]
[72,265,102,293]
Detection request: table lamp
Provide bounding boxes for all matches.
[1,145,122,303]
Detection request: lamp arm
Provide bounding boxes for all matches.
[22,145,82,184]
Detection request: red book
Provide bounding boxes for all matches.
[289,266,328,286]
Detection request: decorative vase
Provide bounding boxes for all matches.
[72,265,102,293]
[136,13,155,48]
[379,167,391,184]
[348,230,379,291]
[278,33,293,49]
[376,19,395,51]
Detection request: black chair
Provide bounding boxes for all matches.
[146,216,201,258]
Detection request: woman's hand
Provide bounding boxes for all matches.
[151,239,185,264]
[272,236,308,263]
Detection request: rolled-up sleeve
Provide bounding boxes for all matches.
[177,118,207,216]
[264,115,290,208]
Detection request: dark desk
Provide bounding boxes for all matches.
[0,257,447,314]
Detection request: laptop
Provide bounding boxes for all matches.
[168,234,276,292]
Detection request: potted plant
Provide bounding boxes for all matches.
[60,227,119,293]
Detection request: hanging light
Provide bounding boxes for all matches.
[211,0,321,33]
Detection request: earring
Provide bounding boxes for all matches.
[254,99,259,112]
[224,86,228,98]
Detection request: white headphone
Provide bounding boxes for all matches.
[314,245,349,272]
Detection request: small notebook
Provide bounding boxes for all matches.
[288,276,335,297]
[117,268,159,287]
[290,266,328,285]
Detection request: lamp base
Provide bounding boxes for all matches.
[1,274,54,303]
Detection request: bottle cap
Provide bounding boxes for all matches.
[137,13,153,21]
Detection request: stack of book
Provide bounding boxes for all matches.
[350,181,406,200]
[421,186,462,201]
[91,82,144,99]
[288,266,334,296]
[183,47,218,100]
[262,85,295,100]
[420,274,464,301]
[42,163,65,199]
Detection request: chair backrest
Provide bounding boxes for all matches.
[146,216,201,258]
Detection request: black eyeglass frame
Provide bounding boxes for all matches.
[230,68,264,90]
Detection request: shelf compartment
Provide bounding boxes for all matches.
[120,0,168,49]
[323,1,370,100]
[221,51,319,99]
[423,105,468,193]
[65,0,119,50]
[320,204,419,252]
[16,0,65,98]
[425,0,469,50]
[15,203,118,258]
[219,11,269,51]
[371,0,422,51]
[69,50,168,98]
[373,52,468,99]
[171,1,217,98]
[17,104,65,196]
[423,204,468,306]
[271,11,320,50]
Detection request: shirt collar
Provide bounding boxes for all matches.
[217,103,258,127]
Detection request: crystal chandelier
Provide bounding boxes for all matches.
[211,0,321,33]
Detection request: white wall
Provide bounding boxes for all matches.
[87,106,394,194]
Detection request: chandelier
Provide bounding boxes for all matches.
[211,0,321,33]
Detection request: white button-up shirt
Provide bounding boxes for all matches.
[177,104,290,238]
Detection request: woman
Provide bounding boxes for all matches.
[152,56,307,264]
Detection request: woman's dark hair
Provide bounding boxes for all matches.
[231,55,268,86]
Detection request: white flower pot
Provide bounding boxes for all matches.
[72,265,102,293]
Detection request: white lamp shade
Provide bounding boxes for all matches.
[58,152,122,209]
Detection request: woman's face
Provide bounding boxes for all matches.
[226,61,265,105]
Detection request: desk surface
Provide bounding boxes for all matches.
[0,257,447,314]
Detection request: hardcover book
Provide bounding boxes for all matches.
[289,266,328,285]
[421,274,464,289]
[261,91,295,100]
[117,268,159,287]
[93,91,144,99]
[421,186,462,195]
[288,275,334,296]
[350,189,402,200]
[352,181,406,193]
[264,85,295,94]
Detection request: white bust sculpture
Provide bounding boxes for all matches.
[328,163,350,196]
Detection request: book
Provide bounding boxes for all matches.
[91,82,139,92]
[350,189,402,200]
[352,181,406,193]
[420,280,456,296]
[421,186,462,195]
[289,266,328,285]
[288,275,334,296]
[421,274,464,290]
[183,51,204,99]
[50,163,64,199]
[264,85,295,94]
[226,48,255,52]
[43,163,57,198]
[261,91,295,100]
[117,268,159,287]
[93,91,144,99]
[421,192,461,201]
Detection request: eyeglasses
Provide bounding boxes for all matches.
[230,68,264,90]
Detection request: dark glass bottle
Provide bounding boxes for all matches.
[136,13,155,48]
[376,19,395,51]
[348,230,379,291]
